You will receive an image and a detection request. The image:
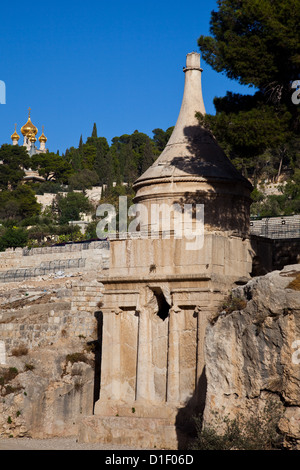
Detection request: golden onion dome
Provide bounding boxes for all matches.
[28,132,36,143]
[11,123,20,141]
[38,126,47,143]
[21,108,38,136]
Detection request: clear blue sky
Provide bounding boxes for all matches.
[0,0,254,154]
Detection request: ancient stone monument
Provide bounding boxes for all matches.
[79,52,253,448]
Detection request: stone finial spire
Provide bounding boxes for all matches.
[170,52,206,137]
[158,52,206,155]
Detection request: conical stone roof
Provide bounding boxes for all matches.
[133,52,252,237]
[133,52,251,191]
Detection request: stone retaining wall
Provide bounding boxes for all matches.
[0,302,71,353]
[0,241,110,282]
[0,280,104,358]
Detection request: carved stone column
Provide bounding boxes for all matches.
[195,305,209,409]
[101,308,122,401]
[195,305,203,383]
[167,305,181,403]
[135,307,153,401]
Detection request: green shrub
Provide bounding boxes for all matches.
[189,400,283,450]
[0,227,28,251]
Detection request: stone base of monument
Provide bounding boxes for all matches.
[94,401,179,419]
[78,402,191,449]
[79,415,179,449]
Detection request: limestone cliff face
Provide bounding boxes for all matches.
[203,264,300,448]
[0,277,100,439]
[0,353,94,438]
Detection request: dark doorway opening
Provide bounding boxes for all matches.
[87,310,103,413]
[152,287,170,321]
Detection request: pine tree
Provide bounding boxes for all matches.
[140,140,155,174]
[198,0,300,108]
[93,138,110,182]
[123,139,138,184]
[196,0,299,180]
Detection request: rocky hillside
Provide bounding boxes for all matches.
[0,275,100,439]
[1,264,300,448]
[203,263,300,449]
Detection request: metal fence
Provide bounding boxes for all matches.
[22,240,109,256]
[250,216,300,239]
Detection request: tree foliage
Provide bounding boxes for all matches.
[190,399,283,450]
[198,0,300,108]
[1,1,300,253]
[0,123,172,247]
[31,152,73,183]
[0,144,30,189]
[0,227,28,251]
[197,0,300,215]
[53,192,93,225]
[0,185,41,222]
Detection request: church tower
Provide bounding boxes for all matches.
[20,108,38,151]
[10,124,20,146]
[11,108,48,155]
[9,109,49,181]
[38,126,47,152]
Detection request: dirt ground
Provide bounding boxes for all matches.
[0,436,139,451]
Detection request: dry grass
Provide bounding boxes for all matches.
[66,352,89,364]
[286,273,300,291]
[209,294,247,325]
[0,367,23,396]
[11,344,28,357]
[0,367,19,384]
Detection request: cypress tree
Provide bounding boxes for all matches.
[92,123,98,139]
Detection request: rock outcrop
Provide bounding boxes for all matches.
[203,264,300,449]
[0,276,101,439]
[2,257,299,448]
[0,350,94,438]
